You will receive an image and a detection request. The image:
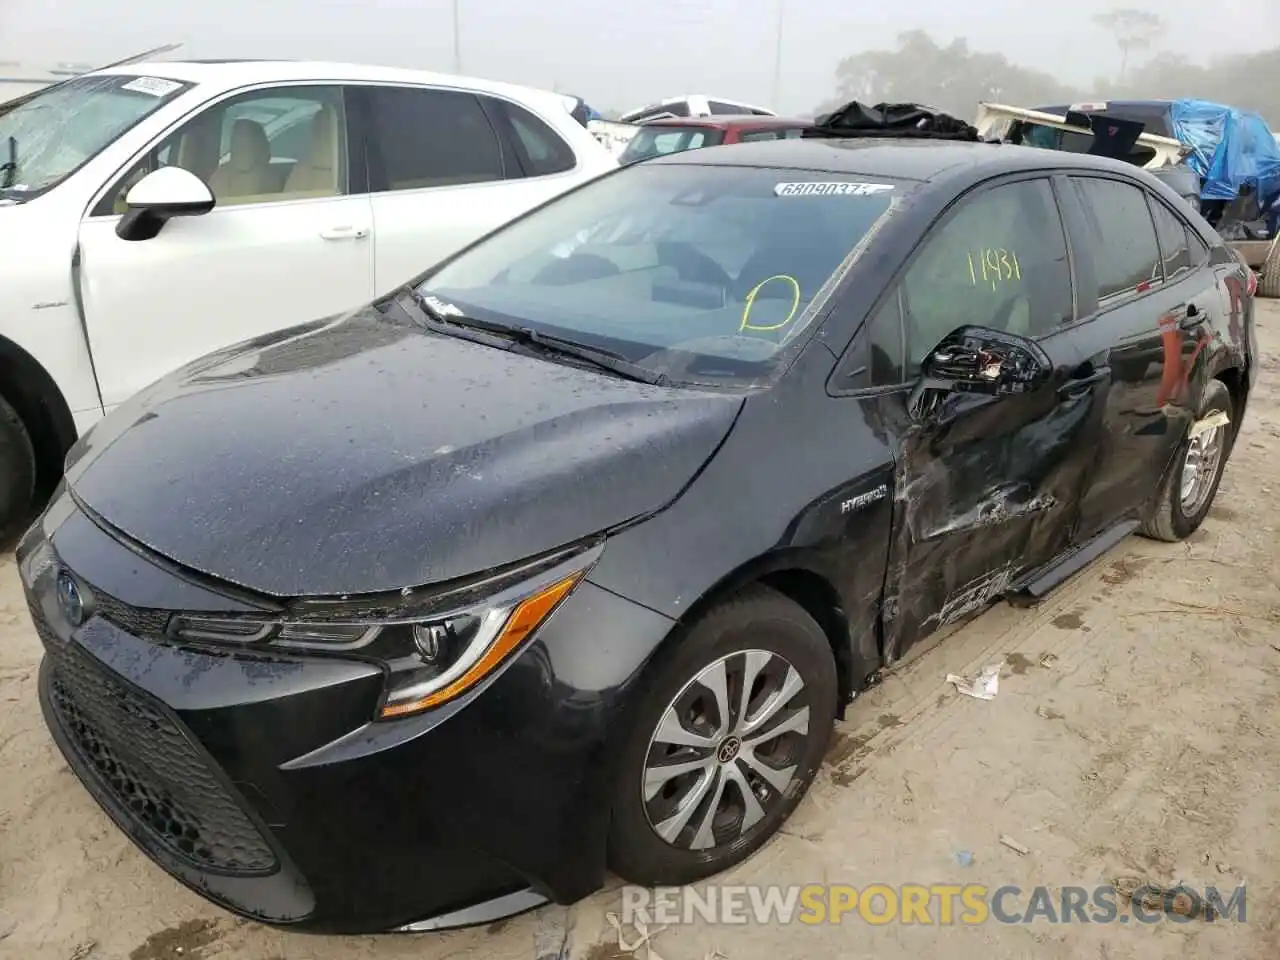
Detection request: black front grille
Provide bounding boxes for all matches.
[31,596,279,876]
[92,590,171,640]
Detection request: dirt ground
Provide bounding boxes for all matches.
[2,305,1279,960]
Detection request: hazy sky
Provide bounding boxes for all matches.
[2,0,1277,114]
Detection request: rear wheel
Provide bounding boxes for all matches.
[0,393,36,544]
[607,586,837,886]
[1140,379,1233,542]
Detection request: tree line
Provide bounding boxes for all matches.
[819,9,1280,129]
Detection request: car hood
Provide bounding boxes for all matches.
[65,308,744,598]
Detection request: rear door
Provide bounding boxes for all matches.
[850,175,1105,661]
[78,83,374,409]
[1059,175,1215,539]
[359,85,590,293]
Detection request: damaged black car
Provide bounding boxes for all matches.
[17,127,1257,934]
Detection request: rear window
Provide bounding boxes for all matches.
[1037,104,1174,140]
[1012,121,1157,167]
[490,99,577,177]
[1096,108,1174,140]
[620,126,725,164]
[420,164,902,386]
[739,128,808,143]
[622,102,691,123]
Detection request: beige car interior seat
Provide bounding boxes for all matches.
[283,108,342,196]
[208,119,275,201]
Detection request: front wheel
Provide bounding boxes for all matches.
[607,585,837,887]
[1140,379,1233,542]
[0,394,36,544]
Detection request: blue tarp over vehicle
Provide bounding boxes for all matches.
[1170,98,1280,206]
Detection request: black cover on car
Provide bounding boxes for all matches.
[806,101,981,141]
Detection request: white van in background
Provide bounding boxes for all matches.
[619,95,776,123]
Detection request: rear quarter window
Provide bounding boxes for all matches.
[1149,198,1195,281]
[487,98,577,177]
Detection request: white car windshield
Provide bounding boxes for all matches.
[419,163,902,386]
[0,73,190,199]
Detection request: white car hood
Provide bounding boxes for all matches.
[0,196,39,241]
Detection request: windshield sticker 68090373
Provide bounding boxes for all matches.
[121,76,183,98]
[774,181,895,197]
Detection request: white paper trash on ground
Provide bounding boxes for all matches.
[946,663,1002,700]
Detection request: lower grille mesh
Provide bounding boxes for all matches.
[32,597,278,876]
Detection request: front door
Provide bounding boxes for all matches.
[856,175,1106,663]
[77,83,375,409]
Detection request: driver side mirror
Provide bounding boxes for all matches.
[116,167,215,242]
[909,326,1052,419]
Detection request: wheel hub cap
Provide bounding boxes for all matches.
[1180,421,1225,515]
[641,649,812,851]
[716,737,742,764]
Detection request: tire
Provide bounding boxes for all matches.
[1140,379,1233,542]
[1259,239,1280,299]
[607,585,838,887]
[0,394,36,545]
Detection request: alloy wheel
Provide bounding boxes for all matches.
[1180,421,1226,516]
[641,649,811,851]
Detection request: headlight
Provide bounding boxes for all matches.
[169,543,600,720]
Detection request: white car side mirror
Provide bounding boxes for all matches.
[117,167,215,242]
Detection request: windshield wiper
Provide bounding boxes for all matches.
[408,288,667,386]
[0,136,17,189]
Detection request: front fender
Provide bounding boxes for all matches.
[0,196,101,425]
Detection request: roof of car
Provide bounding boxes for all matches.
[626,95,766,109]
[641,115,811,130]
[1038,99,1174,114]
[652,136,1157,182]
[94,59,572,113]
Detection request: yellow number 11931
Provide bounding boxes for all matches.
[967,248,1022,290]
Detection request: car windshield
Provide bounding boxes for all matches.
[0,73,190,199]
[620,126,726,164]
[418,163,902,386]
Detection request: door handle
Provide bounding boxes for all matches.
[1058,367,1109,399]
[319,226,368,241]
[1177,302,1201,330]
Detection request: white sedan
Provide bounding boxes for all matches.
[0,60,617,536]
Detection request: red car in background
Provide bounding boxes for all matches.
[618,115,813,164]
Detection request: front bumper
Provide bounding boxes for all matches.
[19,494,674,933]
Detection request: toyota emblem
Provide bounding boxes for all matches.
[55,570,85,627]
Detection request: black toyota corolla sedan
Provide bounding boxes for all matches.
[18,134,1256,934]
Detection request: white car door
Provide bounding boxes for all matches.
[77,83,375,410]
[359,84,593,294]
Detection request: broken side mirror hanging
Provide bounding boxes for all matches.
[908,326,1052,419]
